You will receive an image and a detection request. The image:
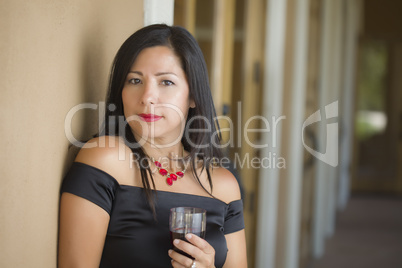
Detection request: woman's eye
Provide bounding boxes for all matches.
[162,80,174,86]
[128,78,141,85]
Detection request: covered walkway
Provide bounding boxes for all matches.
[309,194,402,268]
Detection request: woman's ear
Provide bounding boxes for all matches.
[189,99,196,108]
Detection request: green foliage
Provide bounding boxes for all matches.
[355,40,388,141]
[357,41,387,111]
[355,118,381,141]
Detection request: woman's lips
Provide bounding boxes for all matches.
[138,113,163,122]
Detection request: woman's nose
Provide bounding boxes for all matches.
[140,82,157,105]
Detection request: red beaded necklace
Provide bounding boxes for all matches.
[150,157,186,186]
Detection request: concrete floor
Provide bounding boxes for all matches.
[308,193,402,268]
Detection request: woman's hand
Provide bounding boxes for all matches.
[168,233,215,268]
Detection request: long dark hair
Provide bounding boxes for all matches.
[102,24,222,214]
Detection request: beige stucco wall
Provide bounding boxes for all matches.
[0,1,143,267]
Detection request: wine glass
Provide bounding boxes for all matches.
[169,207,206,259]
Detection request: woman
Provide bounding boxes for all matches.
[58,24,247,268]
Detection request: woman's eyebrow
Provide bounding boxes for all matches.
[128,71,143,75]
[127,71,178,77]
[155,72,177,77]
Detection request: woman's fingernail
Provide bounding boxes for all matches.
[186,234,192,239]
[174,239,180,245]
[168,249,172,255]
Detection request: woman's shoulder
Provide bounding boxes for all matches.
[74,136,135,185]
[209,166,242,204]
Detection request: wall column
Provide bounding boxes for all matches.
[324,0,343,239]
[255,0,288,267]
[338,0,362,210]
[312,0,336,258]
[144,0,174,26]
[283,0,310,267]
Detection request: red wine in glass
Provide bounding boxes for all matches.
[170,228,206,259]
[169,207,207,259]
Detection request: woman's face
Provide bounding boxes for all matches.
[122,46,195,146]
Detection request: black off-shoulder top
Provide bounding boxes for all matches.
[60,162,245,268]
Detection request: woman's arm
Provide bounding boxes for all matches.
[58,193,110,268]
[58,137,128,268]
[223,230,247,268]
[212,167,248,268]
